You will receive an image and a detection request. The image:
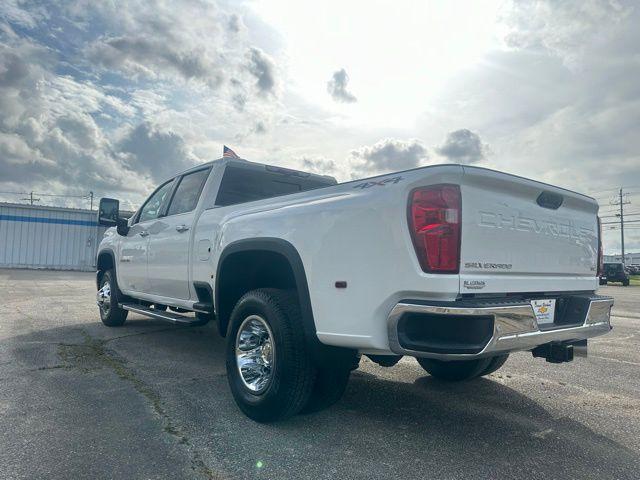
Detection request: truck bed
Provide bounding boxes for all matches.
[194,162,600,351]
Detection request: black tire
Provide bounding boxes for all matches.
[97,270,128,327]
[416,357,492,381]
[366,354,403,367]
[300,365,351,414]
[225,289,316,422]
[479,354,509,376]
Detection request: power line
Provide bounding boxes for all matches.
[38,193,90,198]
[588,187,626,194]
[0,190,91,198]
[0,190,96,209]
[600,212,640,219]
[602,219,640,225]
[0,190,29,195]
[588,187,640,202]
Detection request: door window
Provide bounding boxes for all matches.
[138,180,175,223]
[166,168,211,216]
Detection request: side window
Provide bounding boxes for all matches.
[138,180,175,223]
[166,168,211,216]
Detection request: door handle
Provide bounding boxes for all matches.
[175,225,190,233]
[139,231,149,237]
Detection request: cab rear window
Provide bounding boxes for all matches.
[215,165,334,206]
[604,264,623,274]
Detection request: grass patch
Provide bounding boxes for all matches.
[629,275,640,286]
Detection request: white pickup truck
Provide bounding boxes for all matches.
[96,157,613,422]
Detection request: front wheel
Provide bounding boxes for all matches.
[225,289,316,422]
[97,269,128,327]
[416,357,492,381]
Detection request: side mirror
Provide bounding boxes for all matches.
[98,197,129,236]
[98,198,119,226]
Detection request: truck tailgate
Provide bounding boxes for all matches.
[459,166,599,294]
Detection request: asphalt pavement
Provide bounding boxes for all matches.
[1,269,639,479]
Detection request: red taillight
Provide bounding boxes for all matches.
[408,184,461,273]
[597,216,603,276]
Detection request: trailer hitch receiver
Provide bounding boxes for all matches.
[531,341,582,363]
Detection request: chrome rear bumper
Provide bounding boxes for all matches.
[387,295,613,360]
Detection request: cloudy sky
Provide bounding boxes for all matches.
[0,0,639,253]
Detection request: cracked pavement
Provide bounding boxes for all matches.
[1,269,639,479]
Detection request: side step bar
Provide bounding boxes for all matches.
[192,302,214,314]
[121,303,203,325]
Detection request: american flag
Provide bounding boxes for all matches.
[223,145,239,159]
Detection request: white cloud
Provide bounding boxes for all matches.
[0,0,285,206]
[327,69,357,103]
[119,122,195,182]
[299,156,339,177]
[0,0,638,253]
[436,129,487,165]
[500,0,632,69]
[420,0,640,252]
[0,1,44,29]
[348,139,429,178]
[245,46,277,96]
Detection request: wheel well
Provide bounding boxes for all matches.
[96,251,115,285]
[216,250,297,337]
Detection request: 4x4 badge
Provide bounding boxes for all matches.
[353,176,403,189]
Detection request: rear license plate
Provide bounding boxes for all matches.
[531,299,556,325]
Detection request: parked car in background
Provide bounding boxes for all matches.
[600,262,630,286]
[625,265,639,275]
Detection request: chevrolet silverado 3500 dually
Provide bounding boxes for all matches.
[96,158,613,422]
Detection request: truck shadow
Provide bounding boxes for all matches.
[5,318,639,479]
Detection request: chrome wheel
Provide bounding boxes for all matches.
[97,280,111,316]
[235,315,275,394]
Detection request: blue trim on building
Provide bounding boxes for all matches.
[0,214,98,227]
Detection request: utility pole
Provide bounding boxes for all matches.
[612,188,631,265]
[620,188,625,265]
[21,191,40,205]
[89,191,94,211]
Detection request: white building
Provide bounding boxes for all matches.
[0,202,109,271]
[604,253,640,265]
